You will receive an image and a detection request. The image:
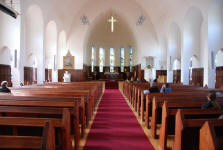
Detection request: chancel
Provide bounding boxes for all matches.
[0,0,223,150]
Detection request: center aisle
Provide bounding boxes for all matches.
[84,89,154,150]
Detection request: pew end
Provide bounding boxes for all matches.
[200,120,223,150]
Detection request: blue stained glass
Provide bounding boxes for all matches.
[91,47,95,72]
[120,48,125,72]
[99,48,104,72]
[110,48,115,72]
[129,46,133,72]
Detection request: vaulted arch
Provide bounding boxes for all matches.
[182,7,203,84]
[25,4,44,84]
[67,0,159,69]
[45,20,58,82]
[58,31,67,69]
[45,21,58,69]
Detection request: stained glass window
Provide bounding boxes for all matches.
[110,48,115,72]
[129,46,133,72]
[91,47,95,72]
[99,48,104,72]
[120,48,125,72]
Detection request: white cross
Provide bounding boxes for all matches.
[108,16,117,32]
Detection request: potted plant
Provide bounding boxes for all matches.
[146,64,152,69]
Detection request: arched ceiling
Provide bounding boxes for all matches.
[66,0,162,68]
[21,0,212,39]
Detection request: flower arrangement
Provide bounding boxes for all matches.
[146,64,152,69]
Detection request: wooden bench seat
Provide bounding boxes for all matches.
[0,108,73,150]
[0,120,55,150]
[172,109,223,150]
[8,90,90,133]
[22,84,102,107]
[150,96,223,138]
[143,90,223,117]
[159,101,223,150]
[144,93,223,129]
[0,100,80,150]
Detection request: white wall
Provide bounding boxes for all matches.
[24,5,44,84]
[182,7,203,84]
[85,12,135,67]
[45,21,58,82]
[0,0,21,87]
[191,55,200,68]
[67,0,159,70]
[173,59,181,70]
[1,0,223,87]
[167,23,181,82]
[215,50,223,67]
[58,31,67,69]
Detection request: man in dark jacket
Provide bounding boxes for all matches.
[149,82,160,93]
[0,81,11,93]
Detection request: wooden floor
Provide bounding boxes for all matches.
[78,81,174,150]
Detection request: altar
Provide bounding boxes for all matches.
[104,72,120,79]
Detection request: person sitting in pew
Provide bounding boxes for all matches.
[202,91,222,109]
[160,83,172,93]
[20,82,24,86]
[0,81,11,93]
[149,82,160,93]
[144,82,160,94]
[202,91,223,119]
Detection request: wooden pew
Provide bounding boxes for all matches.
[43,82,103,101]
[200,120,223,150]
[123,81,134,103]
[9,89,90,132]
[22,81,103,109]
[144,93,203,128]
[0,120,55,150]
[0,107,74,150]
[150,95,223,139]
[0,99,80,150]
[142,88,223,113]
[135,83,150,117]
[159,101,223,150]
[0,95,84,132]
[172,109,223,150]
[144,92,223,129]
[10,83,103,135]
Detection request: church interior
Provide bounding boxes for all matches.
[0,0,223,150]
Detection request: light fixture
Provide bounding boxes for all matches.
[136,15,146,25]
[80,15,89,25]
[0,0,19,19]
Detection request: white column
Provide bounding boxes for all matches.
[181,30,190,85]
[203,16,215,88]
[167,70,173,82]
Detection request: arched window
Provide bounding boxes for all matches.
[129,46,133,72]
[110,48,115,72]
[99,48,104,72]
[120,48,125,72]
[91,46,95,72]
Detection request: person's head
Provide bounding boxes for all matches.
[165,83,169,88]
[1,81,8,88]
[20,83,24,86]
[153,79,157,83]
[152,82,157,87]
[207,91,216,102]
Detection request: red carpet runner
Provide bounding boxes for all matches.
[84,89,154,150]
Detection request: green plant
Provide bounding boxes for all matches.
[146,64,152,69]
